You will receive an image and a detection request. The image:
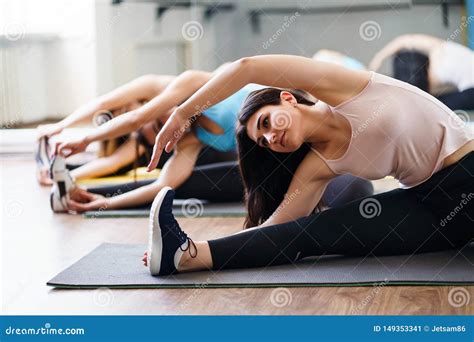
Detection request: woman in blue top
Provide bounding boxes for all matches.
[56,68,373,212]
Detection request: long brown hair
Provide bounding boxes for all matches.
[236,87,316,228]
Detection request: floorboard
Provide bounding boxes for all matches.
[1,156,472,315]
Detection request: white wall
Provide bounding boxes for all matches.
[94,0,219,94]
[0,0,468,125]
[0,0,97,124]
[98,1,466,92]
[233,4,465,74]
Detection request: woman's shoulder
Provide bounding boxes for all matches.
[315,68,372,108]
[296,146,337,181]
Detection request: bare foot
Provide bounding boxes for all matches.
[37,168,53,186]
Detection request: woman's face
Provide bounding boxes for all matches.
[246,92,304,153]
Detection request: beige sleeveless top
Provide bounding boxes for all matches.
[311,72,472,188]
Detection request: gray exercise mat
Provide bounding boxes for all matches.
[47,242,474,288]
[83,202,246,218]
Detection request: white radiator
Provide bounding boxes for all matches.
[0,36,56,127]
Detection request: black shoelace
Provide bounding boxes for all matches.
[177,229,198,258]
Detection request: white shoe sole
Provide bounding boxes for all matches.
[49,155,75,213]
[50,186,67,213]
[50,157,74,189]
[148,186,172,276]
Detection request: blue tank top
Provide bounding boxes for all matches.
[195,84,262,152]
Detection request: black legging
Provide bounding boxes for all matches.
[88,161,244,206]
[88,161,374,209]
[208,152,474,270]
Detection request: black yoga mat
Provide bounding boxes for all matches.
[48,242,474,288]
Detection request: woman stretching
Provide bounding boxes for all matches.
[36,74,177,185]
[369,34,474,110]
[55,67,373,212]
[39,66,236,185]
[51,82,259,212]
[143,55,473,276]
[42,70,242,211]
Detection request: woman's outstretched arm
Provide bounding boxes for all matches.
[148,55,370,169]
[67,135,203,212]
[246,151,336,230]
[69,138,144,180]
[57,70,212,157]
[37,74,174,139]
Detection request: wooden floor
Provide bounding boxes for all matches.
[1,156,473,315]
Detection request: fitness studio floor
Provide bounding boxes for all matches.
[2,155,473,316]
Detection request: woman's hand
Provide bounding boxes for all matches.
[56,137,90,157]
[67,188,108,212]
[37,123,64,139]
[147,110,188,171]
